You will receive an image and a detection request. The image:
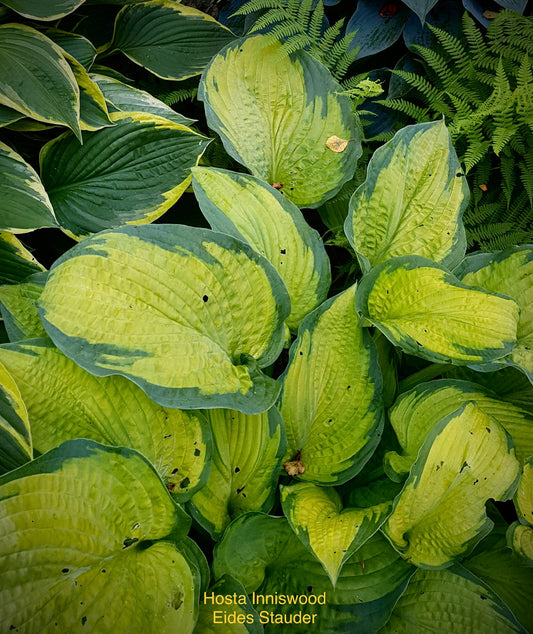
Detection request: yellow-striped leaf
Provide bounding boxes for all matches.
[0,338,210,499]
[38,225,290,414]
[278,285,383,484]
[65,53,114,131]
[192,167,330,329]
[383,402,520,567]
[0,272,47,341]
[0,439,202,633]
[356,255,519,364]
[345,120,468,273]
[0,360,31,474]
[1,0,85,20]
[46,29,97,69]
[40,111,210,239]
[112,0,235,80]
[189,407,285,539]
[93,73,194,126]
[0,24,81,139]
[199,35,361,208]
[456,246,533,382]
[385,379,533,480]
[0,231,44,284]
[382,566,526,633]
[280,482,390,585]
[0,141,57,232]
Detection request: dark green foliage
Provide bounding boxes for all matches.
[378,10,533,251]
[232,0,358,81]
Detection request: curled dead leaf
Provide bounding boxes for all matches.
[479,184,488,192]
[326,135,350,153]
[483,10,499,19]
[284,457,306,476]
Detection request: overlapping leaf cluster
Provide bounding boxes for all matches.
[0,1,532,633]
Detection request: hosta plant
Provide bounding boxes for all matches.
[0,1,532,632]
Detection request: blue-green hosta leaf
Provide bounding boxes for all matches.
[0,338,211,499]
[465,531,533,632]
[0,24,81,139]
[1,0,85,19]
[46,29,97,69]
[195,575,262,633]
[403,0,439,23]
[40,111,210,239]
[0,271,47,341]
[213,514,415,633]
[278,285,383,485]
[0,141,57,232]
[92,74,194,126]
[382,565,526,633]
[456,247,533,382]
[112,0,235,80]
[385,379,533,480]
[344,120,468,273]
[189,407,285,539]
[383,402,520,567]
[38,225,290,414]
[356,255,519,365]
[64,54,114,131]
[0,360,31,474]
[199,35,361,208]
[192,167,330,329]
[507,458,533,562]
[0,232,44,284]
[280,483,390,586]
[0,439,202,633]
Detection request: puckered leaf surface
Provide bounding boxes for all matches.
[356,255,519,365]
[345,120,468,273]
[0,360,31,474]
[38,225,290,414]
[0,439,202,633]
[0,338,210,499]
[383,402,520,567]
[192,167,330,329]
[189,407,285,538]
[278,284,383,484]
[199,35,361,208]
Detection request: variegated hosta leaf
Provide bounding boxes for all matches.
[40,112,210,239]
[38,225,290,414]
[112,0,235,81]
[213,514,415,633]
[0,232,44,284]
[0,103,24,128]
[465,531,533,631]
[385,379,533,480]
[456,247,533,382]
[64,54,114,131]
[0,24,81,139]
[382,566,526,633]
[189,407,285,539]
[278,284,383,485]
[199,35,361,208]
[280,483,390,586]
[0,439,202,633]
[508,458,533,561]
[383,402,520,567]
[344,120,468,273]
[191,167,331,329]
[1,0,85,20]
[0,338,210,499]
[356,255,519,365]
[0,271,47,341]
[0,360,31,474]
[195,575,262,633]
[92,74,194,126]
[0,141,57,233]
[46,30,97,69]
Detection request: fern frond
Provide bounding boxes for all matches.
[231,0,280,15]
[376,97,430,121]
